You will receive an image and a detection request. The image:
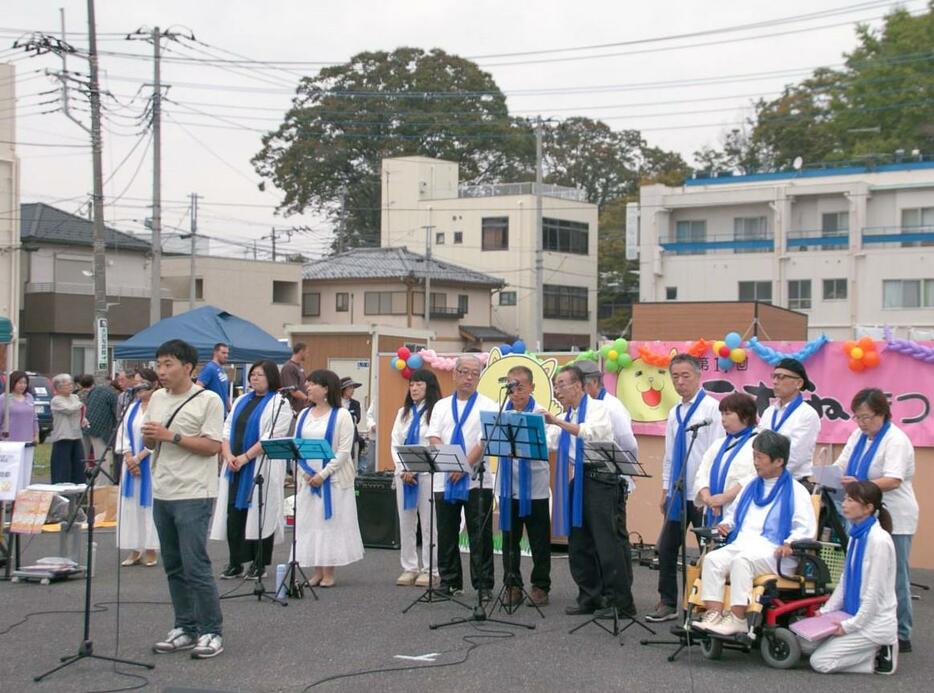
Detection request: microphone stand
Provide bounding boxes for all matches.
[431,385,533,631]
[35,389,154,682]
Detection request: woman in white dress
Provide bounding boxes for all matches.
[294,368,363,587]
[116,369,160,567]
[210,360,293,580]
[810,480,898,675]
[390,369,442,586]
[694,392,759,527]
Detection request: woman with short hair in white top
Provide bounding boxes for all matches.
[390,369,442,587]
[115,368,160,567]
[810,480,898,675]
[695,392,759,527]
[294,369,364,588]
[834,387,918,654]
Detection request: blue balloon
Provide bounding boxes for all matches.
[500,344,512,355]
[724,331,742,349]
[407,354,423,369]
[512,340,526,354]
[717,357,733,371]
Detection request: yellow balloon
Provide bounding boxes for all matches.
[395,358,406,370]
[729,348,746,364]
[713,340,726,354]
[850,346,864,360]
[607,350,618,361]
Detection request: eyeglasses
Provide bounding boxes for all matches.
[853,414,879,423]
[553,380,577,390]
[455,368,481,378]
[771,373,802,382]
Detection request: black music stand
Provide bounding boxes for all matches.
[260,437,334,601]
[482,410,549,618]
[568,442,655,641]
[396,444,471,614]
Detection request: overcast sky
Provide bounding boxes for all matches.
[1,0,923,259]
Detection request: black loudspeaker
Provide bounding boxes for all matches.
[355,473,401,549]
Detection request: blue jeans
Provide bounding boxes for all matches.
[892,534,913,641]
[153,498,223,637]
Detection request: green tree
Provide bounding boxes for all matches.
[596,197,637,336]
[252,48,534,251]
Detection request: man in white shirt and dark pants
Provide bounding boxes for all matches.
[760,357,820,484]
[427,355,498,600]
[647,353,724,623]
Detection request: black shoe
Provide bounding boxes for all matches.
[594,606,617,620]
[220,564,243,580]
[478,589,493,603]
[245,563,267,580]
[898,639,912,653]
[565,604,596,616]
[439,584,464,598]
[876,644,897,675]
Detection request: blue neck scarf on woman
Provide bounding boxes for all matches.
[225,391,275,510]
[596,387,607,400]
[705,427,756,526]
[296,406,339,520]
[499,395,536,531]
[444,392,478,503]
[402,404,425,511]
[771,393,804,432]
[727,469,794,545]
[667,391,706,521]
[845,420,891,480]
[843,515,876,616]
[121,400,152,508]
[553,394,588,538]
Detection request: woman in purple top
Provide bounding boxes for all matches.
[1,370,40,488]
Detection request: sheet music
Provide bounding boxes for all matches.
[812,465,844,490]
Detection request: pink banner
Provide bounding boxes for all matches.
[605,341,934,448]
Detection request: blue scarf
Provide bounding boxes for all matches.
[843,515,876,616]
[296,407,339,520]
[225,391,275,510]
[597,387,607,400]
[444,392,478,503]
[705,427,755,526]
[553,394,588,538]
[120,401,152,508]
[845,420,891,480]
[402,404,425,511]
[667,391,706,521]
[770,393,804,432]
[728,469,794,545]
[499,395,536,531]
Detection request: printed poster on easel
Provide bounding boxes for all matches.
[10,490,54,534]
[0,442,25,501]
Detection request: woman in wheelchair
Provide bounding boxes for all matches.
[810,480,897,675]
[695,392,759,527]
[694,430,816,636]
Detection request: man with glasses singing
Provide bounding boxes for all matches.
[760,358,820,483]
[427,355,499,600]
[543,364,623,618]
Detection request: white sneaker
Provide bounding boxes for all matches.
[396,570,419,586]
[694,610,723,631]
[153,627,196,654]
[414,571,437,587]
[190,633,223,659]
[706,613,748,636]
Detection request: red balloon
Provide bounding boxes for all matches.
[858,336,874,351]
[401,367,413,379]
[718,345,731,358]
[848,359,865,372]
[397,346,412,361]
[863,350,880,368]
[842,340,857,354]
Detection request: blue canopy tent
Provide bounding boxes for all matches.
[114,306,291,364]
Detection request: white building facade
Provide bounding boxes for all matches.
[380,156,599,351]
[1,63,21,367]
[638,161,934,339]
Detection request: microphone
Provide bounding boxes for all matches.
[128,382,153,393]
[498,377,520,392]
[278,385,300,393]
[685,418,712,433]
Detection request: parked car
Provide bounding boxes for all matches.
[0,371,54,442]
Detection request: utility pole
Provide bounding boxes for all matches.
[422,219,434,328]
[188,193,199,309]
[534,116,545,353]
[149,25,162,325]
[271,226,277,261]
[337,187,347,255]
[87,0,108,384]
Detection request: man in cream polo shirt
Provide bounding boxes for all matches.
[142,339,225,660]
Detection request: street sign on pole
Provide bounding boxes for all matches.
[96,317,108,370]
